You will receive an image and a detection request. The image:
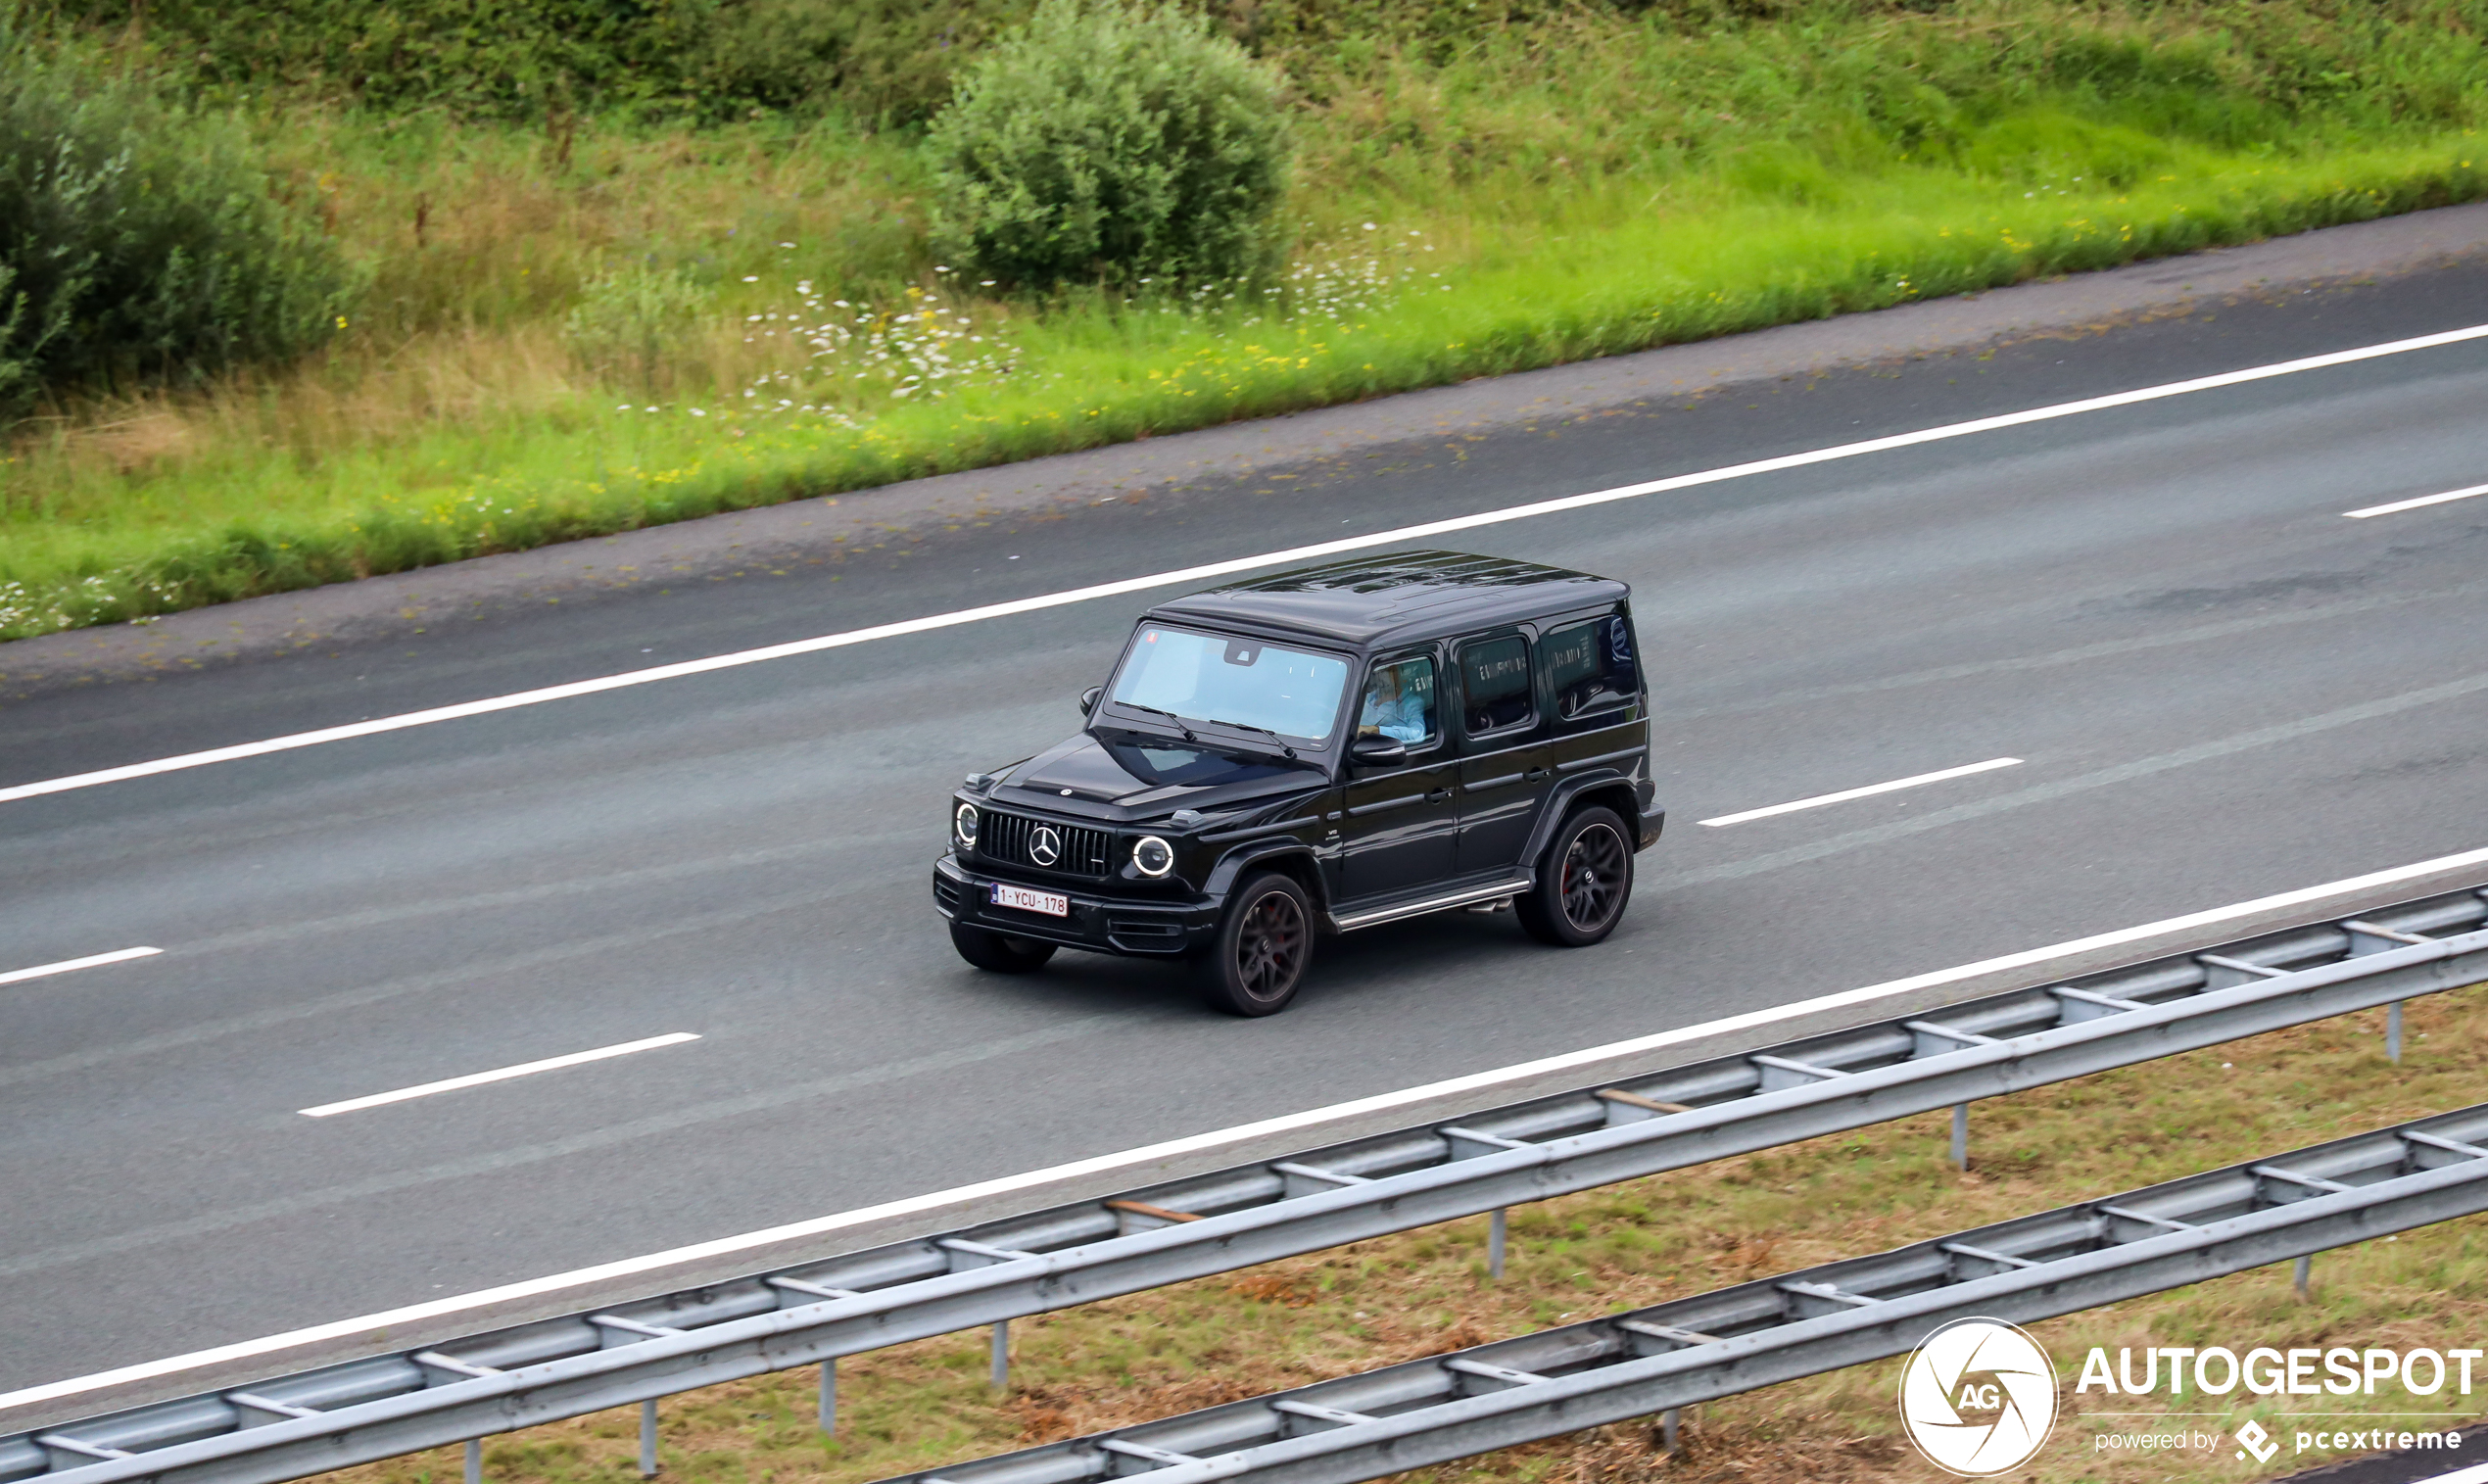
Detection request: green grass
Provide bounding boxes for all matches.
[7,0,2488,639]
[315,986,2488,1484]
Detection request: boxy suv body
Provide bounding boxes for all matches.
[932,551,1663,1014]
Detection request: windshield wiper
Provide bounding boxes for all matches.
[1208,718,1298,760]
[1116,701,1197,742]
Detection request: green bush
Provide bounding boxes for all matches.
[53,0,701,118]
[693,0,1026,124]
[0,31,361,419]
[926,0,1291,288]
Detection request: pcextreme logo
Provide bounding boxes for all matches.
[1899,1317,2061,1476]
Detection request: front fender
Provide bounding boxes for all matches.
[1205,838,1330,912]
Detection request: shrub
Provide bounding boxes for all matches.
[693,0,1027,125]
[52,0,698,118]
[0,32,362,420]
[925,0,1291,288]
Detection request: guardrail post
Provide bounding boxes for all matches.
[818,1359,837,1435]
[2294,1255,2313,1297]
[639,1399,658,1477]
[2388,1002,2405,1064]
[1951,1104,1970,1171]
[464,1438,481,1484]
[990,1319,1010,1391]
[1661,1408,1682,1454]
[1488,1209,1507,1279]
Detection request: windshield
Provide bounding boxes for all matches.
[1107,625,1351,742]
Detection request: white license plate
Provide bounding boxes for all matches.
[991,883,1069,918]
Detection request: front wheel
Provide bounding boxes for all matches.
[950,922,1058,974]
[1515,805,1634,947]
[1199,871,1316,1016]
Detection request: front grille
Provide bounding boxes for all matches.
[979,810,1114,877]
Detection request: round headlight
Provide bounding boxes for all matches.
[1132,836,1174,878]
[954,802,981,848]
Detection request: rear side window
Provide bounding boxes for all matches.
[1459,635,1535,735]
[1541,616,1640,719]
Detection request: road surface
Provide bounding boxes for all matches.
[4,253,2485,1396]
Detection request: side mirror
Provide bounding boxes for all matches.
[1350,736,1408,768]
[1079,686,1103,716]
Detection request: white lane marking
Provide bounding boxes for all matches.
[1699,757,2023,827]
[297,1033,700,1118]
[2343,481,2488,518]
[11,843,2487,1413]
[6,320,2487,811]
[0,946,162,987]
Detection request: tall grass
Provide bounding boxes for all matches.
[4,0,2486,639]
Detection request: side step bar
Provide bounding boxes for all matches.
[1329,879,1533,932]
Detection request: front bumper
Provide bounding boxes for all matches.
[1637,805,1666,851]
[933,854,1220,957]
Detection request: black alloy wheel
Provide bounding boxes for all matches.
[1516,805,1634,947]
[1201,871,1315,1016]
[950,922,1060,973]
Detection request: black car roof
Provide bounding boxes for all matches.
[1144,550,1629,648]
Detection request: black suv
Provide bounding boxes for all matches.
[933,551,1662,1015]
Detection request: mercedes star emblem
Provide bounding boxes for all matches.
[1029,826,1062,867]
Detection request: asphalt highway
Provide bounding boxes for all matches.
[5,260,2488,1397]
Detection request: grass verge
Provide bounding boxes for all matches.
[321,984,2488,1484]
[7,0,2488,640]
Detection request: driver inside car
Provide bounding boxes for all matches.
[1358,661,1432,743]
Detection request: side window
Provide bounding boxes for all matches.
[1541,615,1641,719]
[1358,655,1439,748]
[1459,634,1536,736]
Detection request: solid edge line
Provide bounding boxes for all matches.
[2343,481,2488,518]
[0,947,163,988]
[6,320,2487,809]
[298,1033,701,1118]
[11,843,2488,1414]
[1698,757,2024,827]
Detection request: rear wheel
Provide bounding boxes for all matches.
[1199,872,1315,1016]
[950,922,1058,973]
[1516,805,1633,946]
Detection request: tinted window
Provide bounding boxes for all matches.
[1357,655,1439,747]
[1459,635,1535,734]
[1541,616,1640,719]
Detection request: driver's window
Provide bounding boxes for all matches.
[1357,655,1439,750]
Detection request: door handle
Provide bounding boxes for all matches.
[1426,789,1451,803]
[1525,768,1551,782]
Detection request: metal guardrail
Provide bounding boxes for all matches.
[7,885,2484,1484]
[872,1102,2488,1484]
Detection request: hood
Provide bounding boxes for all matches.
[993,730,1326,820]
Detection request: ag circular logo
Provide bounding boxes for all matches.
[1029,826,1062,867]
[1897,1317,2059,1476]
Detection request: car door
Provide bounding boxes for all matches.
[1336,649,1458,903]
[1540,609,1649,773]
[1453,628,1558,877]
